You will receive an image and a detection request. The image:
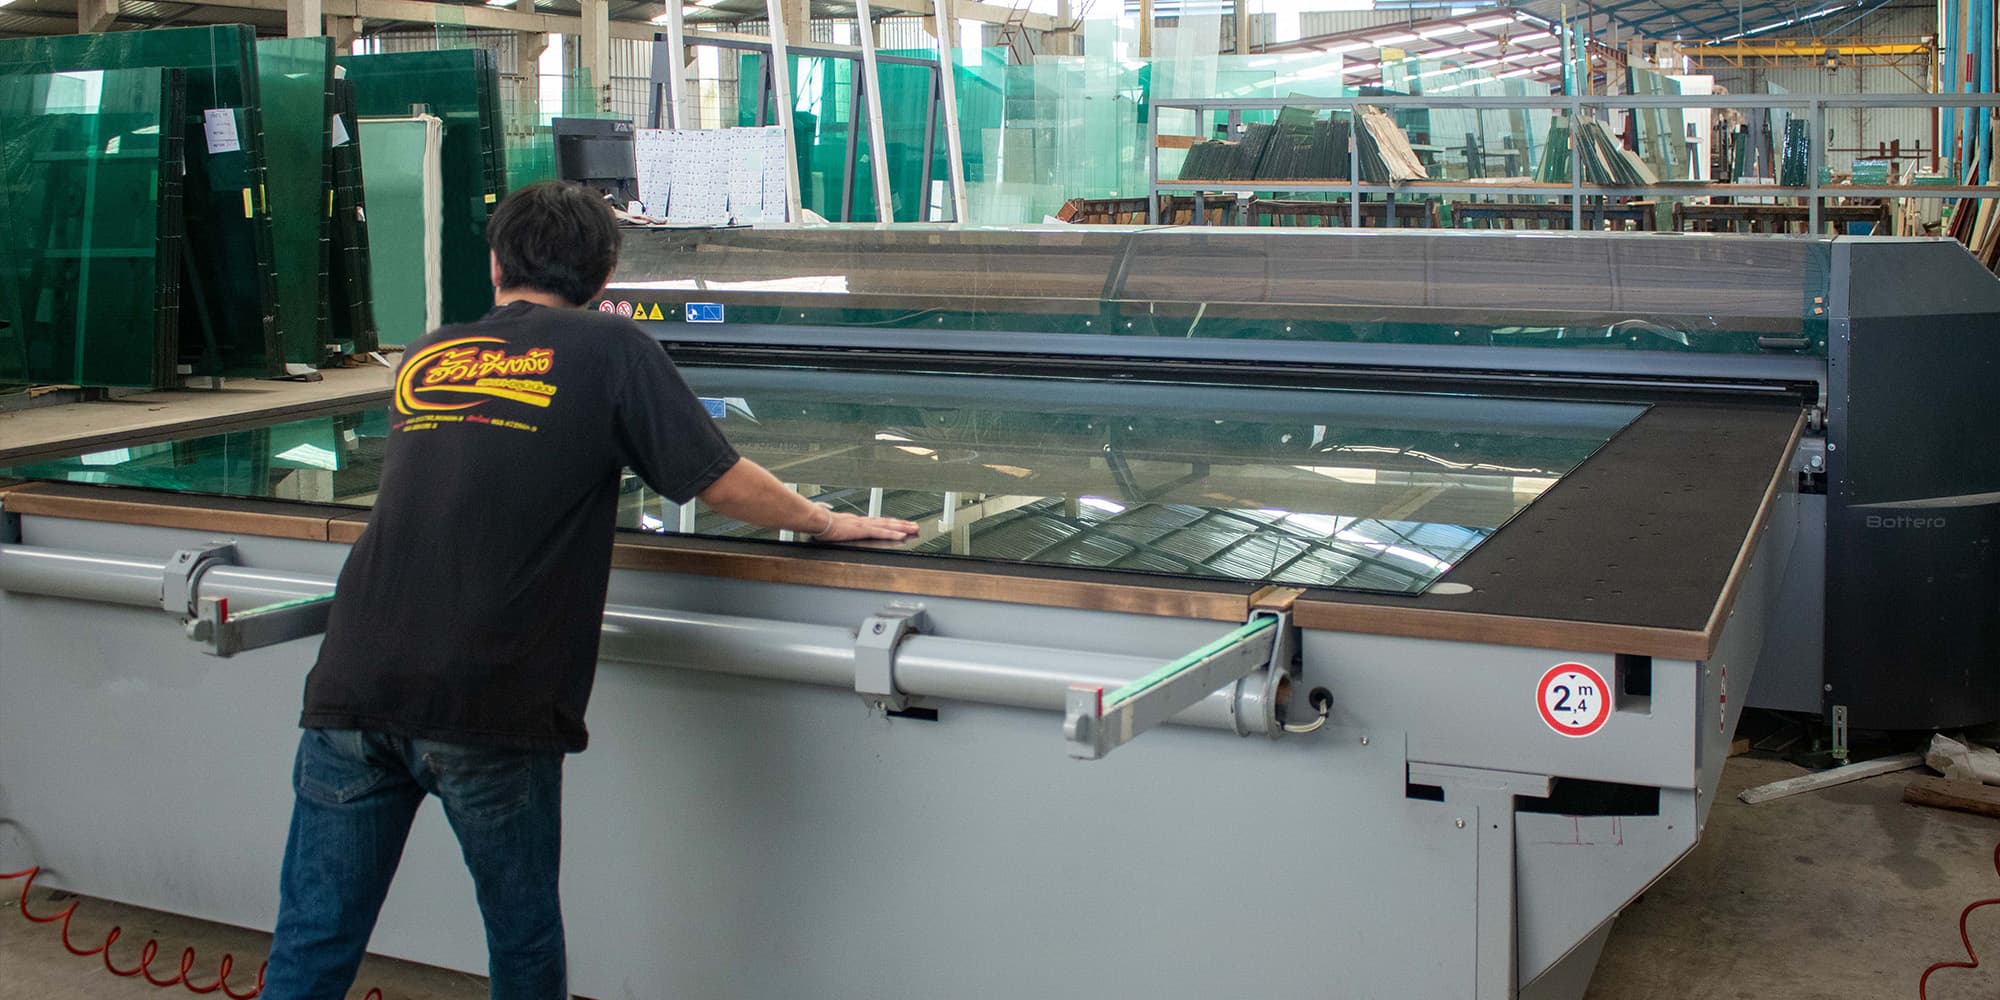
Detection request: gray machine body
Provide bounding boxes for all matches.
[0,493,1782,999]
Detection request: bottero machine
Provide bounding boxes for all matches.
[1,227,1995,999]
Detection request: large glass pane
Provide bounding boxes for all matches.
[1,367,1644,596]
[0,25,284,378]
[258,37,335,367]
[0,68,183,389]
[339,50,506,326]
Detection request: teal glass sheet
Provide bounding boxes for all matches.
[606,226,1832,356]
[0,25,284,379]
[257,37,335,367]
[357,118,438,347]
[1,367,1643,595]
[0,68,183,389]
[339,50,506,325]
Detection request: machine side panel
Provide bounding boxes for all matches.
[1515,790,1700,985]
[1297,632,1698,791]
[0,519,1488,1000]
[1828,241,2000,729]
[1745,493,1825,715]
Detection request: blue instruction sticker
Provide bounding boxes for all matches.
[701,397,727,419]
[686,302,726,324]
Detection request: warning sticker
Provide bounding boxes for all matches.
[598,301,615,313]
[1537,662,1610,738]
[616,301,634,318]
[646,302,665,321]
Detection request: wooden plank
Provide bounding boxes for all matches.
[1737,753,1925,805]
[1,487,339,542]
[1903,774,2000,820]
[1248,585,1305,612]
[0,366,392,467]
[1155,135,1199,149]
[1730,737,1751,757]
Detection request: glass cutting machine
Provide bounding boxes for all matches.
[1,225,1994,1000]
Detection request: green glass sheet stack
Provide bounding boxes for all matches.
[327,77,378,356]
[339,50,506,326]
[257,37,335,367]
[0,25,284,380]
[0,68,185,388]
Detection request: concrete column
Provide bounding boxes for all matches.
[77,0,117,34]
[329,16,361,54]
[520,30,551,120]
[1138,0,1152,58]
[779,0,810,46]
[579,0,611,112]
[1045,0,1074,56]
[287,0,324,38]
[1234,0,1249,54]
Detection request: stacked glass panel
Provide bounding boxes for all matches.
[0,68,185,388]
[339,49,508,326]
[258,37,336,367]
[0,25,284,379]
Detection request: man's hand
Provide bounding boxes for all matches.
[814,511,920,543]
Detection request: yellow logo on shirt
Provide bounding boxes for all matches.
[395,337,558,415]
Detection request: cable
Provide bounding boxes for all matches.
[1918,841,2000,1000]
[2,865,384,999]
[1281,686,1334,735]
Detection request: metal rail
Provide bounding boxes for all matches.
[1146,93,2000,232]
[0,543,1290,752]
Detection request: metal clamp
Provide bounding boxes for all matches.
[186,592,336,657]
[162,542,238,616]
[855,601,928,712]
[1228,608,1297,738]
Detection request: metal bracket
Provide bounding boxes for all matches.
[186,592,336,657]
[1831,704,1850,763]
[1065,612,1285,760]
[855,601,928,712]
[162,542,238,616]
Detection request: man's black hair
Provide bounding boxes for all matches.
[486,181,622,306]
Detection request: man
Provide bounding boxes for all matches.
[262,182,918,999]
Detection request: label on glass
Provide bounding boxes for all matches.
[203,108,240,154]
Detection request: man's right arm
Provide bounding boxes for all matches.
[697,458,918,543]
[613,334,916,544]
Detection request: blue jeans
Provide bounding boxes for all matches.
[263,728,567,1000]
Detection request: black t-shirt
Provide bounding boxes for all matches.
[300,301,740,752]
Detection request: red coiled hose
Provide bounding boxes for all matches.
[1918,841,2000,999]
[3,865,385,999]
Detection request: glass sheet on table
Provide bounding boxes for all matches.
[0,67,183,389]
[1,367,1644,596]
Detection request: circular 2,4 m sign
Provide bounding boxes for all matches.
[1537,662,1610,738]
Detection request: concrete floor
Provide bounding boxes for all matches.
[3,755,1996,1000]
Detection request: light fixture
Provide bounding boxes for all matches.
[485,0,517,7]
